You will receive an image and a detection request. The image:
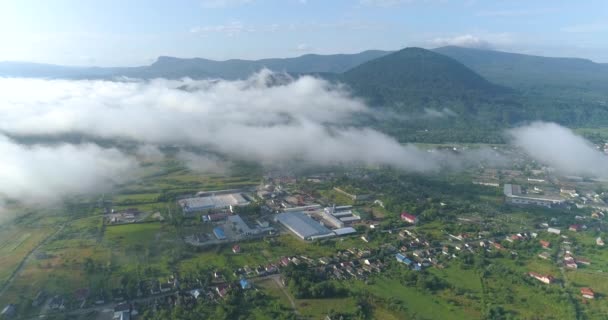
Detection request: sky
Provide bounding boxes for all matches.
[0,0,606,66]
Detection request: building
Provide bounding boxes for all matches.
[597,237,605,246]
[569,224,582,232]
[178,190,250,215]
[504,184,565,208]
[528,272,554,284]
[395,253,412,265]
[275,212,334,241]
[232,244,241,253]
[227,215,255,235]
[1,304,16,319]
[213,227,227,240]
[540,240,551,249]
[240,279,252,290]
[547,227,561,235]
[400,212,418,224]
[323,205,361,227]
[581,288,595,299]
[202,212,231,222]
[333,227,357,236]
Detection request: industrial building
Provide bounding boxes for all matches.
[275,212,334,241]
[178,189,251,215]
[504,184,565,208]
[322,205,361,228]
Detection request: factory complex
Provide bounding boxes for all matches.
[178,189,252,215]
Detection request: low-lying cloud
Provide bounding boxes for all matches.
[0,134,137,204]
[431,34,493,49]
[0,71,502,206]
[3,72,601,208]
[507,122,608,178]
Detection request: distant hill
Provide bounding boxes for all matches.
[434,46,608,127]
[0,50,391,80]
[0,62,120,79]
[434,46,608,92]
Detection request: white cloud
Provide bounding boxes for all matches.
[476,8,559,17]
[177,151,229,174]
[507,122,608,178]
[561,22,608,33]
[296,43,313,52]
[359,0,414,7]
[0,72,501,176]
[190,21,254,36]
[0,135,138,204]
[200,0,253,8]
[431,34,492,49]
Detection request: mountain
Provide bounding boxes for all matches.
[341,47,510,108]
[434,46,608,92]
[0,50,391,80]
[0,62,120,79]
[339,47,523,143]
[434,46,608,127]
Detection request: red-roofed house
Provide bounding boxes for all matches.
[540,240,551,249]
[400,212,418,224]
[581,288,595,299]
[569,224,582,232]
[232,244,241,254]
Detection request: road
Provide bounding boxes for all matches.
[0,224,65,298]
[267,274,299,315]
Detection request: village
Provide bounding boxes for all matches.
[3,158,608,319]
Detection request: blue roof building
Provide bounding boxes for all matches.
[395,253,412,265]
[240,279,251,290]
[213,227,226,240]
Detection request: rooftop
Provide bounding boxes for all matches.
[276,212,333,240]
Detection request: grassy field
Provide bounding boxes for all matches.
[0,226,53,288]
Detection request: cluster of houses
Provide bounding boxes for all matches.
[277,247,387,281]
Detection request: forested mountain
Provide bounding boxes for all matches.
[339,47,524,143]
[0,50,390,80]
[434,46,608,92]
[341,47,508,106]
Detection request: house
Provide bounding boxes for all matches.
[565,261,578,269]
[215,284,229,298]
[1,304,16,318]
[528,272,554,284]
[49,296,64,310]
[189,289,202,299]
[492,242,505,250]
[160,282,172,293]
[400,212,418,224]
[240,279,252,290]
[540,240,551,249]
[547,228,561,235]
[538,252,551,260]
[581,287,595,299]
[597,237,605,246]
[395,253,412,265]
[569,224,582,232]
[113,303,130,320]
[232,244,241,254]
[576,257,591,266]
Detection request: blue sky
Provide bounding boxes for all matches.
[0,0,606,66]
